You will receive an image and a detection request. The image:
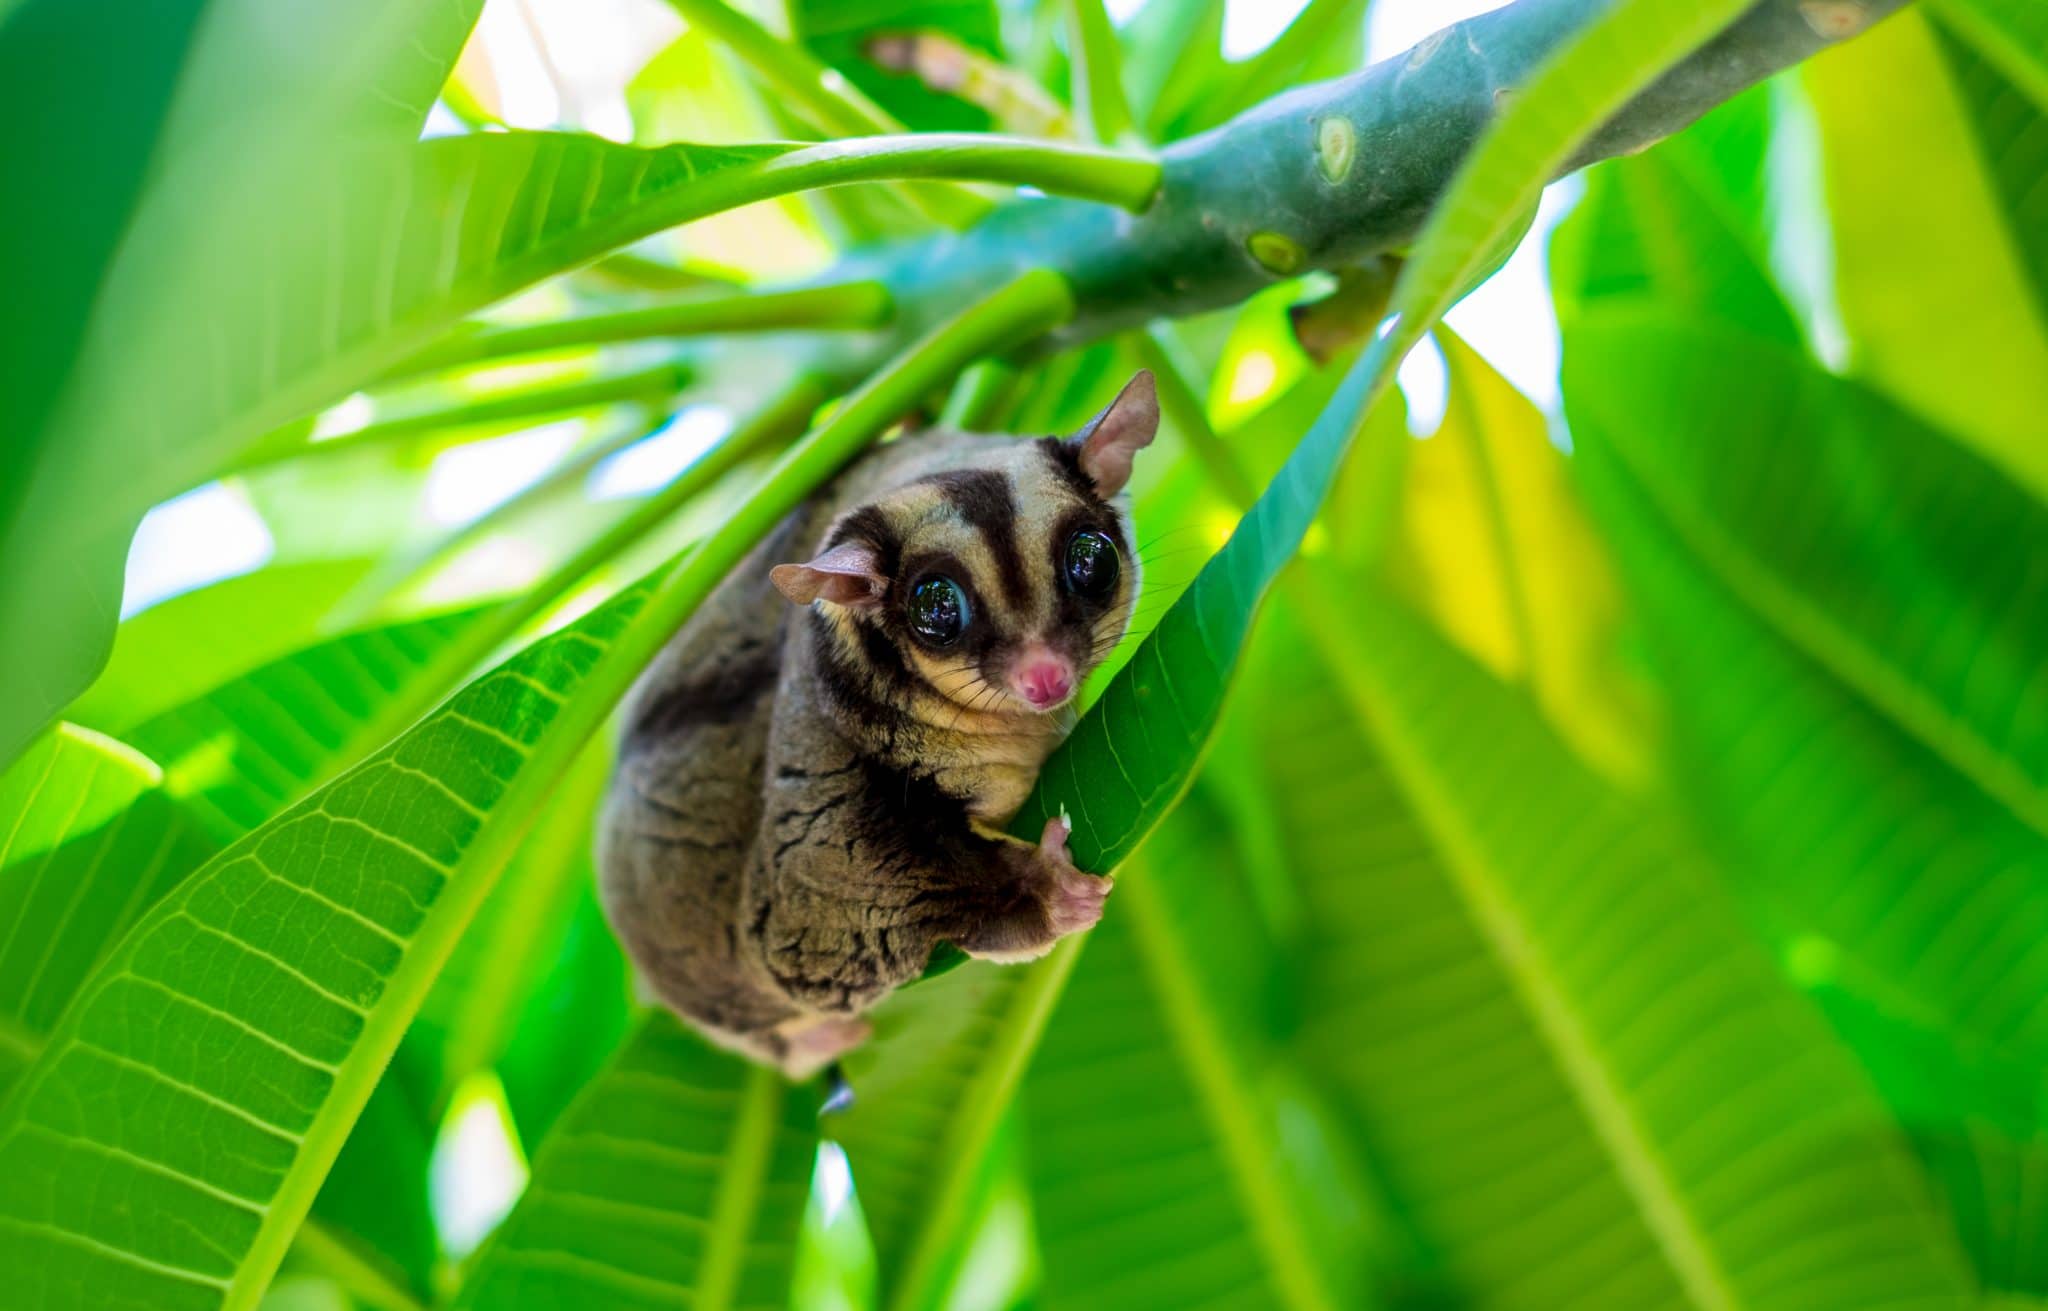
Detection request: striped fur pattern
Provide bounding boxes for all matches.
[599,374,1159,1076]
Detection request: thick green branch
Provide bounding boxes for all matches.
[821,0,1910,354]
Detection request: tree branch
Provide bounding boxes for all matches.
[819,0,1908,356]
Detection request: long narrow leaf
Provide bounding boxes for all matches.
[0,271,1073,1311]
[0,131,1154,770]
[451,1014,817,1311]
[1294,590,1979,1309]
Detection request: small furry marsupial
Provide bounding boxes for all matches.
[599,372,1159,1077]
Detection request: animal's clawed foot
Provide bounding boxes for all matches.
[1039,816,1111,937]
[776,1015,872,1081]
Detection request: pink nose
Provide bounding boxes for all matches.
[1012,657,1074,709]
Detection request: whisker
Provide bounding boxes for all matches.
[1134,525,1211,553]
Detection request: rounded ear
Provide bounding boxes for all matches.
[771,542,887,607]
[1071,369,1159,498]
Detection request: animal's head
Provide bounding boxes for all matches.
[773,371,1158,717]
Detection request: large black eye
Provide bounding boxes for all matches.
[1064,530,1120,600]
[907,576,970,647]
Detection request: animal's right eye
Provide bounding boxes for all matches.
[907,576,970,647]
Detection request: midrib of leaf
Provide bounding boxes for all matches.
[221,604,649,1311]
[694,1065,784,1311]
[1117,870,1344,1311]
[1598,420,2048,846]
[0,272,1076,1311]
[258,271,1077,1305]
[0,1002,425,1311]
[1290,574,1740,1311]
[419,747,606,1108]
[888,942,1084,1311]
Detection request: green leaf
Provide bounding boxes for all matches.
[1934,0,2048,113]
[0,723,427,1301]
[450,1014,818,1311]
[1927,13,2048,331]
[1804,10,2048,498]
[1565,308,2048,1290]
[0,269,1073,1311]
[1277,591,1980,1308]
[1564,313,2048,1292]
[493,890,632,1147]
[1382,329,1651,786]
[401,745,612,1124]
[1021,788,1364,1311]
[1062,0,1135,145]
[0,726,214,1086]
[70,562,382,737]
[1550,85,1798,341]
[0,0,485,773]
[0,128,1154,771]
[1010,342,1386,868]
[1565,310,2048,853]
[0,576,663,1310]
[121,608,492,843]
[1806,985,2048,1296]
[836,947,1079,1310]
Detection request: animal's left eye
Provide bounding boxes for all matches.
[1063,530,1119,600]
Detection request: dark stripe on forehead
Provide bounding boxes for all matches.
[827,505,902,577]
[923,470,1029,610]
[1037,437,1098,504]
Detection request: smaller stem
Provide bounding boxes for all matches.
[665,0,991,227]
[253,361,693,471]
[750,133,1161,212]
[309,378,829,815]
[581,251,739,294]
[938,358,1025,430]
[327,404,670,629]
[529,379,826,614]
[386,282,893,381]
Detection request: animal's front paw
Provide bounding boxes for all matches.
[1045,865,1113,937]
[1038,818,1112,937]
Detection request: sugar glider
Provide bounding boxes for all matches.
[599,373,1158,1076]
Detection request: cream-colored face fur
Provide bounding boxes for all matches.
[775,371,1160,727]
[877,440,1138,717]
